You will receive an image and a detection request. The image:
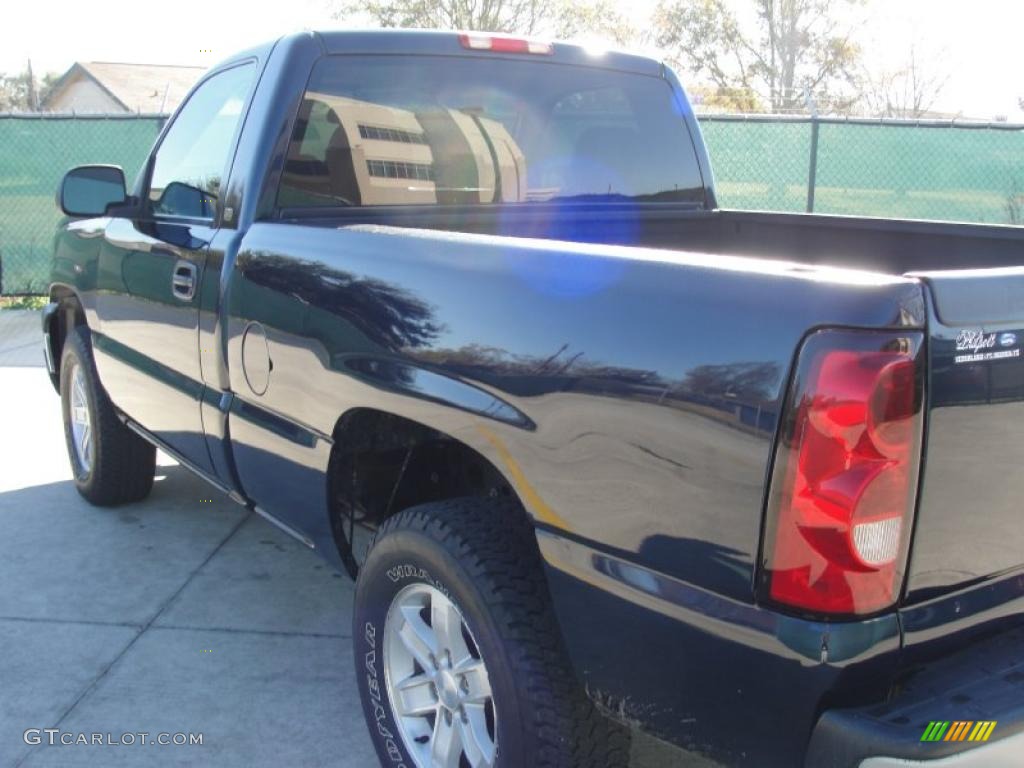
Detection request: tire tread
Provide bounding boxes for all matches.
[372,496,630,768]
[62,327,155,506]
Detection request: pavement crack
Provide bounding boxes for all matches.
[629,442,692,470]
[0,615,141,629]
[13,510,253,768]
[152,623,349,639]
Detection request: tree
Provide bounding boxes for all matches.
[653,0,862,113]
[687,83,764,113]
[549,0,639,46]
[682,361,780,401]
[0,64,59,112]
[331,0,639,44]
[858,45,949,119]
[240,252,445,351]
[333,0,549,34]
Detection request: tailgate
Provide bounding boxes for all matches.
[906,268,1024,603]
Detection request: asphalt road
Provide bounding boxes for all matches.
[0,309,704,768]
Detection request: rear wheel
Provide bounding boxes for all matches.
[60,326,155,505]
[353,497,630,768]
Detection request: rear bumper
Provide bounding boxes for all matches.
[805,626,1024,767]
[536,528,904,767]
[861,732,1024,767]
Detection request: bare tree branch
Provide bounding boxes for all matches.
[332,0,637,39]
[655,0,863,113]
[857,43,950,118]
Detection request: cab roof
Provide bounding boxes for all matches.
[310,29,665,78]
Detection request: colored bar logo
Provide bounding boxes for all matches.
[921,721,997,742]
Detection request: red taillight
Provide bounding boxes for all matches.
[762,330,924,616]
[458,33,554,55]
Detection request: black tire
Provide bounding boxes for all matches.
[353,496,630,768]
[60,326,155,505]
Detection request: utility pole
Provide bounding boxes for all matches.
[26,58,38,111]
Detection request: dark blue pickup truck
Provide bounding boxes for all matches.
[44,29,1024,768]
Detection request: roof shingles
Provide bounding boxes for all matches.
[51,61,206,113]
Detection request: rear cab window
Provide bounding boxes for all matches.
[276,55,705,210]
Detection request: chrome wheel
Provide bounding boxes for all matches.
[69,362,93,475]
[383,583,497,768]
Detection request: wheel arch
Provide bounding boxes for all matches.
[326,407,535,579]
[44,284,87,392]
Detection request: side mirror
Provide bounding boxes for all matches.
[153,181,217,219]
[58,165,127,217]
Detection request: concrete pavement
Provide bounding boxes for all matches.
[0,310,703,768]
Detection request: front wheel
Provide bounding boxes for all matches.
[353,497,629,768]
[60,326,155,505]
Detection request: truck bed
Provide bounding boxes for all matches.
[282,203,1024,275]
[278,205,1024,616]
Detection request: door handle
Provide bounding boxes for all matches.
[172,260,198,302]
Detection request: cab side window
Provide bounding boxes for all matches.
[148,64,254,219]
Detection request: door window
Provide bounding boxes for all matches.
[148,63,254,219]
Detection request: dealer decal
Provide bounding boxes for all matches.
[921,721,997,742]
[954,329,1020,364]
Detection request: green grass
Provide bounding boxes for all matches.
[0,295,47,309]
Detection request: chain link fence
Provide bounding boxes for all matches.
[699,115,1024,223]
[1,114,1023,295]
[0,115,165,295]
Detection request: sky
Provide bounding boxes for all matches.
[2,0,1023,119]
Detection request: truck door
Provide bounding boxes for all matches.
[92,63,255,473]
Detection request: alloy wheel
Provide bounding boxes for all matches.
[383,583,497,768]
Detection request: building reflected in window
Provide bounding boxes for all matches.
[279,92,527,207]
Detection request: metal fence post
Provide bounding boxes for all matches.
[806,115,820,213]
